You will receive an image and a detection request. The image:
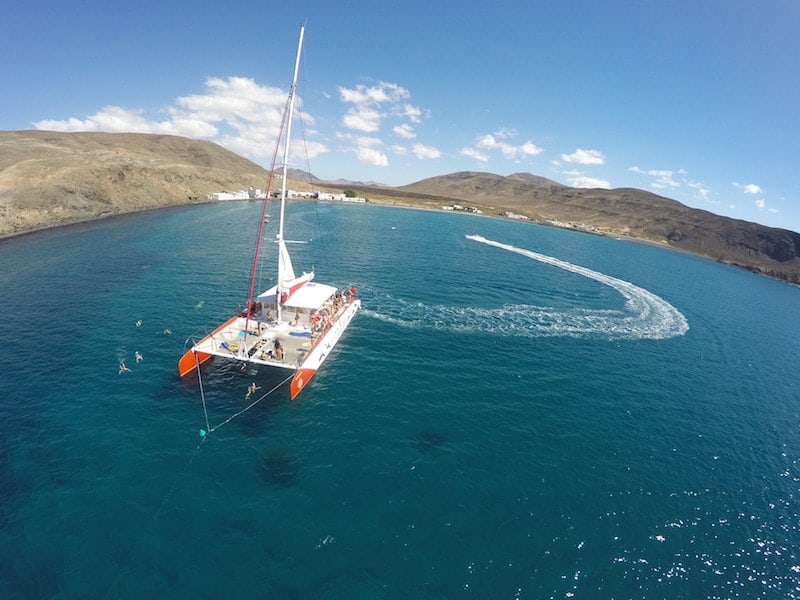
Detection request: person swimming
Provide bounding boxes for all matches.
[135,351,143,362]
[119,362,131,374]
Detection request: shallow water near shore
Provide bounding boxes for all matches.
[1,201,799,598]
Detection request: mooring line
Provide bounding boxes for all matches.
[204,372,295,435]
[105,365,294,597]
[195,351,211,435]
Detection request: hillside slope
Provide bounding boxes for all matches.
[0,130,270,237]
[397,171,800,284]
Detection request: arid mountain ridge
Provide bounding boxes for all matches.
[1,130,798,284]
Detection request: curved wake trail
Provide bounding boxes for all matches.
[364,236,689,340]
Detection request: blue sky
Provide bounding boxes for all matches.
[3,1,798,232]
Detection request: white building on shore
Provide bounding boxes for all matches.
[209,187,367,203]
[209,188,265,201]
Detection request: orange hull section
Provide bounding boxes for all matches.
[290,368,317,400]
[178,315,240,377]
[178,349,213,377]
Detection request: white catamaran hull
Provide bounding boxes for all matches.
[291,297,360,398]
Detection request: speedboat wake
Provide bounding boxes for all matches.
[363,235,689,341]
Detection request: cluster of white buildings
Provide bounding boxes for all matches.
[542,219,598,233]
[287,191,366,203]
[441,204,483,214]
[208,188,366,203]
[208,188,266,201]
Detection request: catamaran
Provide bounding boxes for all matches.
[177,26,360,399]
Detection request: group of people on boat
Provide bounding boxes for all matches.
[258,338,284,362]
[309,287,357,342]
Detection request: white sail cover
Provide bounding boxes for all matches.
[278,240,296,287]
[258,279,334,310]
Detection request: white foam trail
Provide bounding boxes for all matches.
[466,235,688,339]
[362,236,689,340]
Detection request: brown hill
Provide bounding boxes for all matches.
[393,171,800,284]
[0,130,271,237]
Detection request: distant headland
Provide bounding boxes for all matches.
[1,130,798,284]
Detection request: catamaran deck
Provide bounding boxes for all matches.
[184,294,356,374]
[189,317,312,371]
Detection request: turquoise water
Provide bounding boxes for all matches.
[1,201,799,598]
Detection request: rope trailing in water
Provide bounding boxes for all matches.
[196,363,294,438]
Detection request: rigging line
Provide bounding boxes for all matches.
[243,46,297,337]
[293,46,332,267]
[294,102,331,267]
[206,372,295,435]
[194,351,211,435]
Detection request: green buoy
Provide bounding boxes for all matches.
[199,429,207,437]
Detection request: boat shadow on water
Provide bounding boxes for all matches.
[259,450,301,488]
[411,430,446,453]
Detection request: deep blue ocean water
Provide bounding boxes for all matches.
[1,201,799,599]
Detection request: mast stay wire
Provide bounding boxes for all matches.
[105,359,292,597]
[295,45,332,270]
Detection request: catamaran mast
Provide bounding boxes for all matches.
[276,25,305,324]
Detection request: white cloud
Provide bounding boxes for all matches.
[338,81,420,135]
[755,199,766,210]
[469,132,544,160]
[338,132,388,167]
[412,143,441,159]
[568,175,611,189]
[393,123,416,139]
[34,106,184,135]
[338,82,409,105]
[342,106,382,132]
[391,145,408,155]
[460,147,489,162]
[32,76,328,163]
[687,180,712,201]
[355,146,388,166]
[732,182,763,195]
[560,148,605,165]
[519,141,545,156]
[629,165,679,190]
[402,104,423,123]
[494,127,517,139]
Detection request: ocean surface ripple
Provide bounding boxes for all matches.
[1,203,798,599]
[365,235,689,340]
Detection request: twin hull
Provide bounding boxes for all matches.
[178,299,360,399]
